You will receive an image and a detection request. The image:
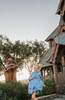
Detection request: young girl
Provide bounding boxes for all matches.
[28,64,46,100]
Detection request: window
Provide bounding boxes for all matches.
[58,63,63,72]
[47,69,51,75]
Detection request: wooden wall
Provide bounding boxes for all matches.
[57,71,65,94]
[53,64,65,95]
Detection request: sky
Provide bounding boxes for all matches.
[0,0,60,43]
[0,0,61,81]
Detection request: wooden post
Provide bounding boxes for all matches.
[44,69,45,76]
[49,41,52,48]
[63,67,65,84]
[61,56,65,66]
[62,66,65,94]
[53,64,59,94]
[61,56,65,90]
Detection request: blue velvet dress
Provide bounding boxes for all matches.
[28,71,44,94]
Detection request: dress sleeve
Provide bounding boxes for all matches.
[39,72,44,84]
[28,72,32,81]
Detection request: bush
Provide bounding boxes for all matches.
[0,77,56,100]
[37,77,56,97]
[0,90,7,100]
[0,81,31,100]
[43,77,56,94]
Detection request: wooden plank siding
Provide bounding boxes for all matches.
[57,72,65,94]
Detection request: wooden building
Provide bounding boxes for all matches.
[39,0,65,94]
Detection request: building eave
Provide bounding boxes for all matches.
[45,26,60,42]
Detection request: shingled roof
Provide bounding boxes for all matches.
[45,26,61,41]
[46,0,65,42]
[39,0,65,68]
[56,0,65,15]
[39,45,56,68]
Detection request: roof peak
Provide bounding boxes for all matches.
[56,0,65,15]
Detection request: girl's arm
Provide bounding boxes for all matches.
[28,72,33,81]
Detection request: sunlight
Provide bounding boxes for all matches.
[17,68,29,81]
[0,68,30,82]
[0,74,5,82]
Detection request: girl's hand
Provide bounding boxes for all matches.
[43,84,46,87]
[30,77,34,80]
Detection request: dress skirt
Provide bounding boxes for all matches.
[28,77,43,94]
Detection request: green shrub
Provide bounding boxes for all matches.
[0,81,31,100]
[44,77,56,95]
[0,77,56,100]
[0,90,8,100]
[37,77,56,97]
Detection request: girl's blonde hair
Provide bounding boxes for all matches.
[33,63,42,71]
[37,64,42,71]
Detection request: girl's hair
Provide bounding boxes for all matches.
[33,64,37,68]
[33,64,42,71]
[37,64,42,71]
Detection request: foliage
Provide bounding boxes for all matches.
[0,35,13,71]
[0,78,56,100]
[0,90,17,100]
[37,77,56,96]
[0,58,3,71]
[0,35,47,73]
[24,40,47,74]
[0,81,31,100]
[32,40,47,60]
[0,90,8,100]
[0,35,32,69]
[0,35,32,71]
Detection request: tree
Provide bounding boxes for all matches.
[11,40,32,69]
[0,35,13,63]
[0,58,3,71]
[0,35,33,71]
[24,40,47,74]
[32,40,47,61]
[24,57,35,75]
[0,35,47,74]
[0,35,12,71]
